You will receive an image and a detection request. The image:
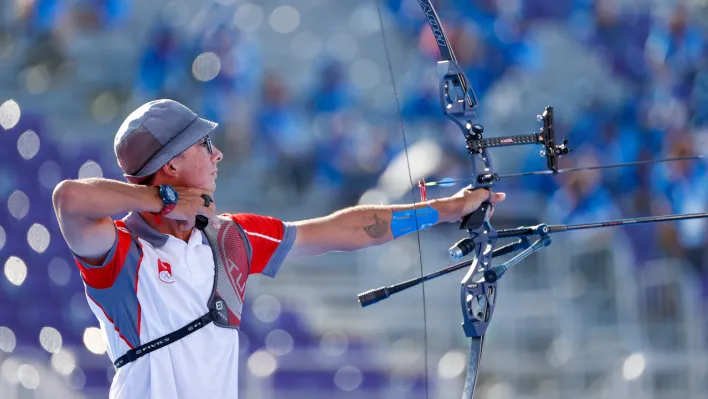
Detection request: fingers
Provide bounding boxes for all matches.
[487,192,506,219]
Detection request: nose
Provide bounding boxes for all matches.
[212,144,223,163]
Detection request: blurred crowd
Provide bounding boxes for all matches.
[6,0,708,280]
[1,0,707,397]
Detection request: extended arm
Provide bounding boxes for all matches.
[288,188,504,257]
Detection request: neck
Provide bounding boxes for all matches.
[139,211,193,242]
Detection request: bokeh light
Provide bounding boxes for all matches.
[248,350,277,377]
[623,353,646,380]
[268,6,300,34]
[233,3,263,32]
[7,190,30,220]
[192,52,221,82]
[17,129,40,160]
[39,327,63,354]
[0,99,21,129]
[4,256,27,286]
[83,327,107,355]
[265,329,294,356]
[27,223,51,253]
[333,365,363,391]
[0,327,17,353]
[252,295,281,323]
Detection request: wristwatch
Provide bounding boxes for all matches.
[157,184,179,216]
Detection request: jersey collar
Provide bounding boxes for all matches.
[122,212,210,248]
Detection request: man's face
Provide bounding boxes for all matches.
[171,136,223,192]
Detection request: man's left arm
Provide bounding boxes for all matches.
[288,188,505,257]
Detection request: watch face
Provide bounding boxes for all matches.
[162,185,178,204]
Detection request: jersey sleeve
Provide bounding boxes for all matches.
[227,213,296,278]
[72,221,142,289]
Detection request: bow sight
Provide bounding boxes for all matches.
[466,107,570,186]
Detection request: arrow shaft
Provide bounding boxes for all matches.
[496,212,708,238]
[548,212,708,233]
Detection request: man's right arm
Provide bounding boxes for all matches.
[52,178,164,265]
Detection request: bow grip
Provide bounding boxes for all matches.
[460,200,493,230]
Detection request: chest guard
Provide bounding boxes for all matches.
[114,216,250,369]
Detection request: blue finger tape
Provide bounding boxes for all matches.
[391,206,440,239]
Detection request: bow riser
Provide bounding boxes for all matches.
[460,218,498,338]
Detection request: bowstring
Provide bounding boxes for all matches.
[374,1,430,397]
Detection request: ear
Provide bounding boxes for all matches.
[161,159,180,178]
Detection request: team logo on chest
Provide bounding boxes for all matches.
[158,259,175,284]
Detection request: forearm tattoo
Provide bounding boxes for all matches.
[362,214,389,239]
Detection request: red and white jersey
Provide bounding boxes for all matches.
[72,212,295,399]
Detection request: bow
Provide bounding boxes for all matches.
[357,1,708,398]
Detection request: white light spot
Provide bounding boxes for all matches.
[17,129,40,160]
[290,31,322,60]
[38,160,62,190]
[349,59,380,90]
[265,329,294,356]
[437,350,466,379]
[0,327,17,353]
[51,348,77,376]
[247,350,277,377]
[326,33,358,62]
[0,99,21,130]
[39,327,63,354]
[83,327,107,355]
[8,190,29,220]
[4,256,27,286]
[91,92,120,124]
[214,0,237,5]
[233,3,263,32]
[269,5,300,34]
[192,52,221,82]
[0,224,5,251]
[320,330,349,357]
[78,160,103,179]
[21,65,51,95]
[252,295,281,323]
[27,223,51,253]
[334,365,363,391]
[623,353,646,380]
[48,257,71,286]
[17,364,40,390]
[0,357,20,384]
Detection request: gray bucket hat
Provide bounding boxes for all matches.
[114,99,218,183]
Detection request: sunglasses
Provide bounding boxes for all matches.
[201,135,213,155]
